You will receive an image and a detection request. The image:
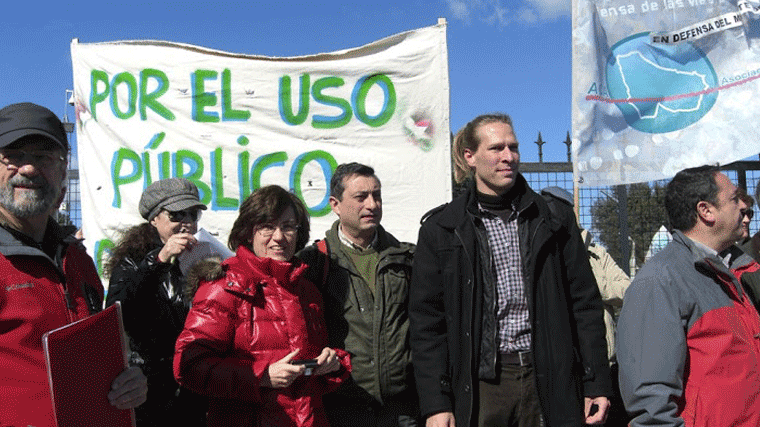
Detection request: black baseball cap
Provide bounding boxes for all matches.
[0,103,69,151]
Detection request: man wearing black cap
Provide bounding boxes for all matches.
[0,102,148,426]
[105,177,208,427]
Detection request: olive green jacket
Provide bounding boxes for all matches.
[298,221,415,405]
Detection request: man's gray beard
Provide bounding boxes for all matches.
[0,179,58,218]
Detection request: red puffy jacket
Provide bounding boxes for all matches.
[174,246,350,427]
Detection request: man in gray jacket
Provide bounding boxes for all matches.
[299,162,418,427]
[617,165,760,426]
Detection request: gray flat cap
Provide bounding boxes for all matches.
[139,178,207,221]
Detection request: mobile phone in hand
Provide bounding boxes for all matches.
[292,358,319,375]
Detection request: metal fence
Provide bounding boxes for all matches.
[520,141,760,277]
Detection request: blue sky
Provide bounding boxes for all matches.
[1,0,572,163]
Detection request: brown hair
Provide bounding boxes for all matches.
[103,223,161,279]
[452,113,515,184]
[228,185,310,253]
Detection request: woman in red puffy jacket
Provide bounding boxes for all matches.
[174,185,351,427]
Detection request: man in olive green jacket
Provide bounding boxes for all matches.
[298,163,418,427]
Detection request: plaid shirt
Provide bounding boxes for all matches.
[480,205,531,353]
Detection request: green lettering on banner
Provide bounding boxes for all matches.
[221,69,251,122]
[252,152,287,189]
[279,74,310,125]
[111,148,142,207]
[192,69,219,122]
[140,132,165,189]
[211,147,238,210]
[238,150,251,201]
[144,132,166,150]
[90,69,176,121]
[278,73,397,128]
[352,74,396,127]
[290,150,337,216]
[140,69,174,121]
[158,151,172,180]
[110,72,138,119]
[110,145,338,231]
[175,150,211,204]
[311,77,352,129]
[141,152,153,187]
[90,70,110,121]
[237,136,251,200]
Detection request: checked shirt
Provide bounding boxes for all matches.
[479,204,531,353]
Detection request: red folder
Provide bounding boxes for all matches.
[42,302,136,427]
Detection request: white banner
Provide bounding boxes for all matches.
[70,23,451,275]
[573,0,760,186]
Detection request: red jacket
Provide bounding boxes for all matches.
[174,246,350,427]
[0,223,103,427]
[618,231,760,427]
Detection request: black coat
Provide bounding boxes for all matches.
[409,176,612,427]
[106,244,206,427]
[107,245,189,367]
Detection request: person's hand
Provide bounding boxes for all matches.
[312,347,340,376]
[261,349,305,388]
[108,366,147,409]
[584,396,610,424]
[426,411,455,427]
[157,232,197,263]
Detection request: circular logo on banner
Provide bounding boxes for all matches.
[605,32,718,134]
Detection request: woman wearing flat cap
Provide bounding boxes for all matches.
[105,177,209,426]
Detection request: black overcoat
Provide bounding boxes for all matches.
[409,176,612,427]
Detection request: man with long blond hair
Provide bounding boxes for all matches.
[409,113,611,427]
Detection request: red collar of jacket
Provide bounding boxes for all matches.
[225,245,309,293]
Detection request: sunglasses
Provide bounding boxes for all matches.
[165,209,201,223]
[744,208,754,220]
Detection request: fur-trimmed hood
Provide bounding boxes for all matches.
[184,256,225,301]
[183,247,310,302]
